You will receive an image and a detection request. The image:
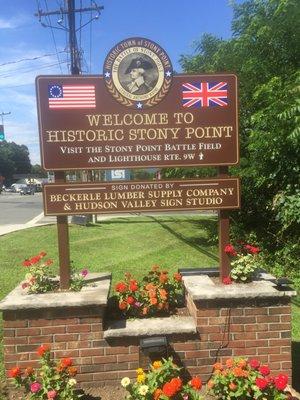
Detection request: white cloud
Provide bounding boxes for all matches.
[0,15,29,29]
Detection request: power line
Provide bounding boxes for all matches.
[44,0,63,73]
[0,51,66,68]
[0,60,69,78]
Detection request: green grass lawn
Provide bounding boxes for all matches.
[0,214,299,388]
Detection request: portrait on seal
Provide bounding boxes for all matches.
[118,53,159,96]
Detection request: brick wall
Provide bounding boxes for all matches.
[2,294,293,388]
[186,293,292,382]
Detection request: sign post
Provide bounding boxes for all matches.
[54,171,71,289]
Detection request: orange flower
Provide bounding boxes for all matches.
[237,359,247,369]
[153,388,163,400]
[142,307,149,315]
[233,367,244,377]
[207,379,215,389]
[145,283,156,291]
[150,297,158,305]
[8,367,22,378]
[159,273,168,284]
[148,289,157,299]
[152,361,162,369]
[25,366,34,376]
[115,282,128,293]
[213,362,223,371]
[226,358,234,368]
[119,301,127,310]
[190,376,202,390]
[173,272,182,282]
[229,382,237,391]
[159,289,168,300]
[68,366,77,376]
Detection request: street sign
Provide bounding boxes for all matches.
[0,125,5,141]
[43,178,240,216]
[36,74,238,170]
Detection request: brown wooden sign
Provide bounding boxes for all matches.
[43,178,240,216]
[36,74,238,170]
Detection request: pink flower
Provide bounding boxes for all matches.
[30,382,42,393]
[249,358,260,369]
[21,282,28,289]
[47,390,57,399]
[222,276,232,285]
[224,244,237,256]
[81,268,88,277]
[259,365,270,376]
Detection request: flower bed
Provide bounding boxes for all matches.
[114,266,184,318]
[9,345,80,399]
[21,252,89,293]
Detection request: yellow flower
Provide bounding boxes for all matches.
[152,361,162,369]
[137,373,145,383]
[68,378,77,386]
[136,368,144,375]
[138,385,149,396]
[121,377,131,387]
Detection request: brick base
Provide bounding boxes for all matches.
[1,276,294,388]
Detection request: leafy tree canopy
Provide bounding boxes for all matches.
[177,0,300,280]
[0,141,31,184]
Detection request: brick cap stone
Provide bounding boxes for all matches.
[183,273,297,301]
[0,272,111,311]
[104,316,197,338]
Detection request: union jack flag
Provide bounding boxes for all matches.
[182,81,228,108]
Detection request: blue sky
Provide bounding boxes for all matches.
[0,0,240,165]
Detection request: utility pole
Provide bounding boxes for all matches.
[35,0,103,289]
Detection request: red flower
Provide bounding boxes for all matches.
[8,367,21,378]
[115,282,128,293]
[37,344,50,357]
[255,377,269,390]
[259,365,270,376]
[224,244,237,256]
[129,280,138,292]
[126,296,135,305]
[45,259,53,266]
[22,282,29,289]
[173,272,182,282]
[170,377,182,391]
[29,255,41,265]
[61,358,73,368]
[249,359,260,369]
[162,380,180,397]
[222,276,232,285]
[39,251,47,257]
[244,244,260,254]
[274,374,288,391]
[190,376,202,390]
[22,259,32,267]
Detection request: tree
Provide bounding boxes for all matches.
[0,141,31,185]
[179,0,300,280]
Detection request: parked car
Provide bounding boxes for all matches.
[20,185,35,195]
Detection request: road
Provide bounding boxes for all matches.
[0,192,44,225]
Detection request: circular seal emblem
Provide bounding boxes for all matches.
[103,37,173,109]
